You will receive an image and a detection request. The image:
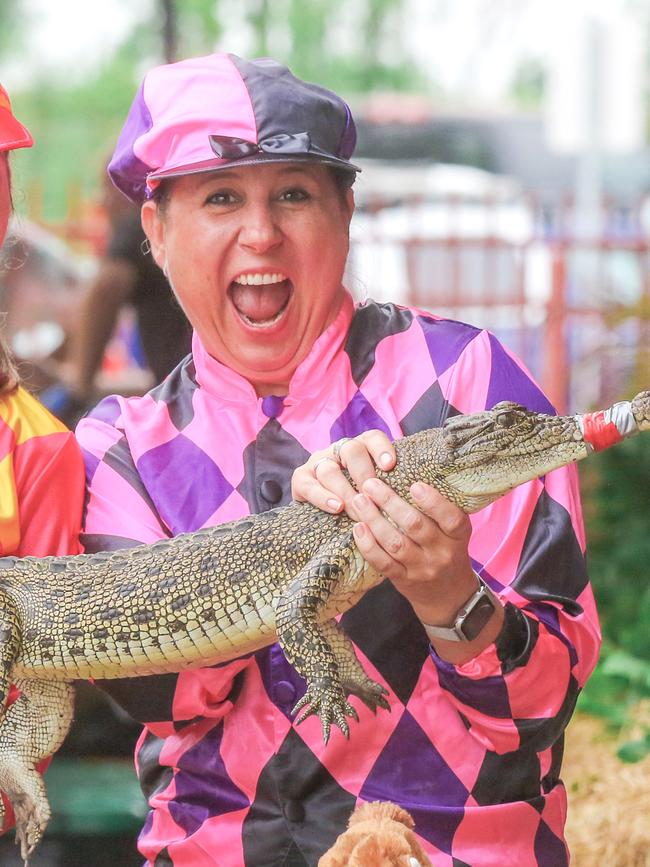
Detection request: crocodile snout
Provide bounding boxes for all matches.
[631,390,650,431]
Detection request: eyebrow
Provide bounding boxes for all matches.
[195,165,314,186]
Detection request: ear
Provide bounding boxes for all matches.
[141,200,166,271]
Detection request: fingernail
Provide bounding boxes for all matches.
[364,477,381,492]
[411,482,425,499]
[353,523,366,539]
[326,498,342,512]
[379,452,393,469]
[354,493,369,509]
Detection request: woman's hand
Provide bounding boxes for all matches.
[291,430,397,518]
[292,433,475,616]
[292,433,504,662]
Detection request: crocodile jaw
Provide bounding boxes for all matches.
[444,400,649,514]
[444,421,589,513]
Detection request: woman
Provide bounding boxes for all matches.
[0,84,85,837]
[76,53,600,866]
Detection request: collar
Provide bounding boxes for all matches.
[192,291,355,407]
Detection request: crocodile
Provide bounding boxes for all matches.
[1,391,649,861]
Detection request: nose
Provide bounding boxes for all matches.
[237,202,282,253]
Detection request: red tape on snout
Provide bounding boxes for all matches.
[582,410,624,452]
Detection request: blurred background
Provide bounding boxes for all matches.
[1,1,650,865]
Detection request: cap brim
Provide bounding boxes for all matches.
[0,107,33,152]
[147,151,361,186]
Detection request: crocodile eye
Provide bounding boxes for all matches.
[496,410,517,427]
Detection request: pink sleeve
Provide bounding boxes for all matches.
[430,330,601,754]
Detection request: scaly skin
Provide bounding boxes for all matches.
[1,391,649,860]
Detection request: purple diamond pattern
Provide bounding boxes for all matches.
[137,434,234,534]
[435,657,512,719]
[171,721,249,835]
[418,314,481,378]
[486,333,554,413]
[360,710,467,853]
[330,390,391,440]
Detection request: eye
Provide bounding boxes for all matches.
[205,190,238,206]
[496,410,517,428]
[279,187,310,203]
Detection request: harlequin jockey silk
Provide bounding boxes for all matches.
[0,84,33,152]
[108,53,361,203]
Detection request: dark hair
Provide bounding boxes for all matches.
[328,166,356,205]
[152,163,356,215]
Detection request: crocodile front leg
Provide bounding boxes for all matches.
[0,678,75,862]
[321,619,390,715]
[274,538,381,743]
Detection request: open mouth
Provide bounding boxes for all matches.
[229,272,292,328]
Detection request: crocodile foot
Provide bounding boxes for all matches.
[292,682,359,743]
[12,792,47,863]
[345,677,391,714]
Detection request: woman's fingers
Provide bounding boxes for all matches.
[336,430,395,482]
[353,519,406,580]
[291,430,397,517]
[291,454,349,513]
[409,482,471,541]
[350,478,472,585]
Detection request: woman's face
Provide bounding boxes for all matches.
[0,154,10,245]
[142,162,354,395]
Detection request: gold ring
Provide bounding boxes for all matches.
[331,437,352,459]
[314,456,340,473]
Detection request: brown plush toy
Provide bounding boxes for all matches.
[318,801,434,867]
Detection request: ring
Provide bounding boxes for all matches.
[314,456,340,473]
[331,437,352,460]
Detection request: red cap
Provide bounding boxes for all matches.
[0,84,33,152]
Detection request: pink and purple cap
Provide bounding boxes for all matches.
[109,53,360,203]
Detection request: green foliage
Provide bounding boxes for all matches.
[245,0,425,93]
[169,0,223,56]
[509,58,546,111]
[582,437,650,657]
[616,734,650,763]
[11,25,155,219]
[579,435,650,759]
[0,0,25,56]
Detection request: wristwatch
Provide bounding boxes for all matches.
[421,572,499,643]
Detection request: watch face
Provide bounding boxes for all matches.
[460,595,496,641]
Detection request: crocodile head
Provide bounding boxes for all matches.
[429,390,650,513]
[631,390,650,430]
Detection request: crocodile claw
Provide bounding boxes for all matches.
[12,793,47,864]
[346,678,390,714]
[292,683,359,743]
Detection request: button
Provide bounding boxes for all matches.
[283,799,305,823]
[260,479,282,504]
[261,395,285,418]
[275,680,296,705]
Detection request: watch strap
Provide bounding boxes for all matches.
[421,572,499,643]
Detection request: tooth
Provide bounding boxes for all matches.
[233,273,287,286]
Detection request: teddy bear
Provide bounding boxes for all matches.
[318,800,434,867]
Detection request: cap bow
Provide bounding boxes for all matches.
[209,132,311,160]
